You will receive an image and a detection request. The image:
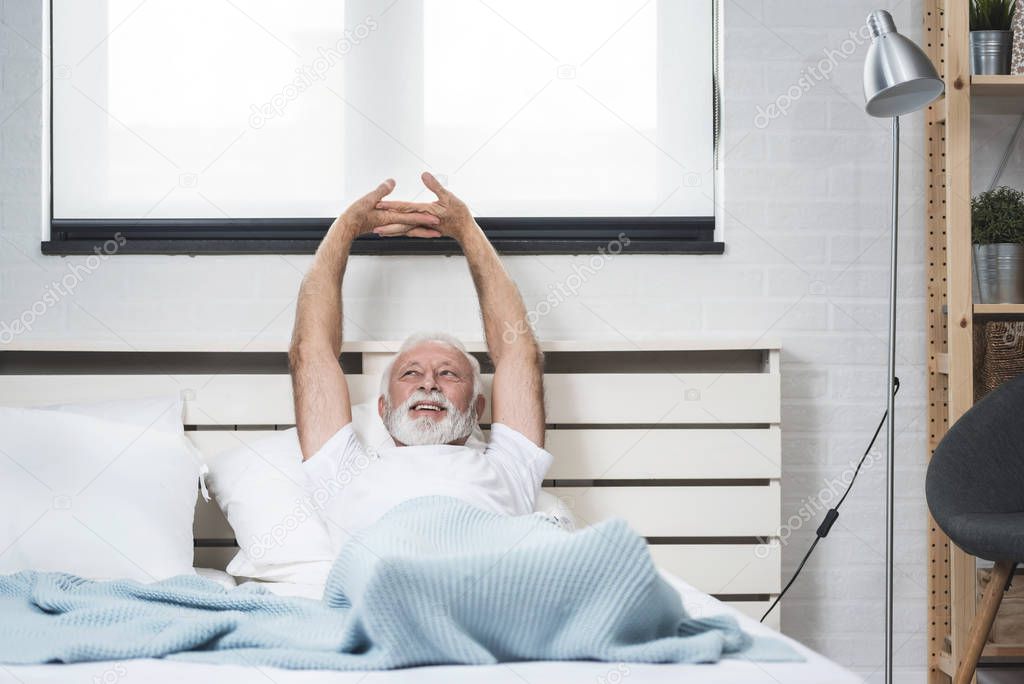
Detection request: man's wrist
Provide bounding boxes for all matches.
[330,217,361,243]
[314,218,358,264]
[453,218,484,245]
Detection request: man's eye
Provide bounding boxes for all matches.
[403,370,418,377]
[442,370,456,377]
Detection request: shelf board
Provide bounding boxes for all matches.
[984,643,1024,659]
[974,303,1024,317]
[972,74,1024,95]
[971,75,1024,114]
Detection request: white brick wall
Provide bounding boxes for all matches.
[0,1,942,680]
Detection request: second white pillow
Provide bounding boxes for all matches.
[203,428,335,586]
[0,407,198,583]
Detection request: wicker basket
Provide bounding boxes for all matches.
[1013,4,1024,74]
[974,321,1024,401]
[978,567,1024,645]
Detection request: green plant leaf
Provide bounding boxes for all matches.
[971,0,1017,30]
[972,186,1024,244]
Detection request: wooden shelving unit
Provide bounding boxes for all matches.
[970,74,1024,93]
[927,4,1024,683]
[971,75,1024,114]
[974,303,1024,317]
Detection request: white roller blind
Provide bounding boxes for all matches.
[52,0,715,220]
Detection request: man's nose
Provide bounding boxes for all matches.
[418,373,440,392]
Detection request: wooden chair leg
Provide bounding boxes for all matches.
[955,560,1015,684]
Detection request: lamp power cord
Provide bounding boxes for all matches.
[760,376,901,623]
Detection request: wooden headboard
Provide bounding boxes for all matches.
[0,339,782,627]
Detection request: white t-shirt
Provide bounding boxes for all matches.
[301,422,554,551]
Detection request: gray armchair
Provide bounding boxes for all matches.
[926,373,1024,684]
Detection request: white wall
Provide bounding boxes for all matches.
[0,1,932,680]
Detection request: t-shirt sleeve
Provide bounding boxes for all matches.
[300,422,368,494]
[485,423,555,514]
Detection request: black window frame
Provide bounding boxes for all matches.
[42,1,723,257]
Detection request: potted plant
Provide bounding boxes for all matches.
[972,0,1017,74]
[973,186,1024,303]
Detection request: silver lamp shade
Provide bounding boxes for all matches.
[863,10,944,117]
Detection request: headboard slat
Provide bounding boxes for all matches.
[186,427,781,480]
[543,484,780,538]
[0,372,779,425]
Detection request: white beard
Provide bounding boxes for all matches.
[382,389,478,446]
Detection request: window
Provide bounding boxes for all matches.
[44,0,721,255]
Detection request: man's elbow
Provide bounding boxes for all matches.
[288,332,307,369]
[502,342,543,371]
[287,343,305,377]
[288,340,333,375]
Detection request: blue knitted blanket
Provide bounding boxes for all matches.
[0,496,800,669]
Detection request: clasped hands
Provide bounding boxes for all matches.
[338,172,475,241]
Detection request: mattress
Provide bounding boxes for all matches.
[0,568,859,684]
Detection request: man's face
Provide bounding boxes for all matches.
[379,341,484,446]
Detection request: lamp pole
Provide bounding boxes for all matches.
[884,114,899,684]
[861,10,943,683]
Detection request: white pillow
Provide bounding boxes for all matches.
[46,393,210,509]
[203,429,335,587]
[0,407,199,582]
[205,402,571,585]
[44,394,186,435]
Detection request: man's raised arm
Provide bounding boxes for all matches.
[374,173,546,446]
[289,180,440,460]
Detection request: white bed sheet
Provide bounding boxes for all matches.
[0,568,859,684]
[194,566,237,590]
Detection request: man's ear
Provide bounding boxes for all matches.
[378,395,386,418]
[474,394,486,420]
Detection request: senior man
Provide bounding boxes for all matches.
[289,172,552,542]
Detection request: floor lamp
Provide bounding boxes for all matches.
[862,9,944,684]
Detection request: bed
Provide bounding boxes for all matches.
[0,339,858,682]
[0,567,857,684]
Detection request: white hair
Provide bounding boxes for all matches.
[379,331,484,404]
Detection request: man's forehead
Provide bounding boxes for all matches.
[394,343,469,371]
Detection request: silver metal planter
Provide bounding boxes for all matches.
[971,30,1013,75]
[974,243,1024,303]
